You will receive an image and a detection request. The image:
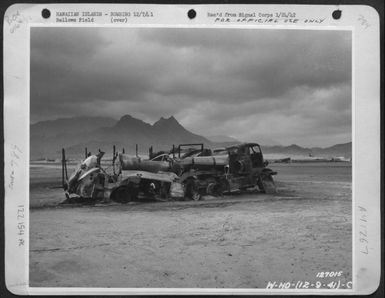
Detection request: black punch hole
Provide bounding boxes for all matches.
[42,9,51,19]
[332,9,342,20]
[188,9,196,19]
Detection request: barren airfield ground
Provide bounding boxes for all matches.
[29,163,352,288]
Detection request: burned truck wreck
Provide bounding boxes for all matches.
[61,142,277,204]
[109,153,184,203]
[177,143,277,200]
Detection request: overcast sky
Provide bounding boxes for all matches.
[31,27,351,147]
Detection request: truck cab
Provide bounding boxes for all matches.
[228,143,265,174]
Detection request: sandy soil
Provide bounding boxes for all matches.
[29,163,352,288]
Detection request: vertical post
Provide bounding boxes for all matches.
[63,149,68,180]
[62,148,68,187]
[61,148,65,188]
[122,148,125,154]
[112,145,116,175]
[136,144,138,157]
[149,146,153,159]
[85,147,88,159]
[172,144,175,158]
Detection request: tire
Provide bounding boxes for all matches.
[110,184,138,203]
[258,175,277,194]
[185,179,201,201]
[207,182,225,196]
[159,182,170,201]
[257,177,265,193]
[218,177,230,194]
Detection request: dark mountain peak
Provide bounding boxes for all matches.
[153,115,183,129]
[156,116,167,123]
[156,115,177,122]
[115,114,150,128]
[286,144,305,150]
[118,114,135,122]
[328,142,352,149]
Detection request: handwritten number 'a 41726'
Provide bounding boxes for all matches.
[358,206,369,255]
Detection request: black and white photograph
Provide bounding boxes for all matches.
[28,26,354,289]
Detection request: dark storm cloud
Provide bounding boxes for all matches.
[31,27,351,146]
[138,29,351,99]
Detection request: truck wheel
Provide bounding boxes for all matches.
[218,178,230,194]
[207,182,224,196]
[185,179,201,201]
[257,178,265,193]
[110,185,138,203]
[258,175,277,194]
[158,183,170,201]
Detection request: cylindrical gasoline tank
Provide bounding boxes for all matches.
[119,154,171,173]
[178,155,229,168]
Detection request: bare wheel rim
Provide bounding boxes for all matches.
[191,191,200,201]
[186,180,200,201]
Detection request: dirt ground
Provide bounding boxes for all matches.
[29,162,352,288]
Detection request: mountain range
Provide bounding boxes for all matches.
[31,115,213,159]
[30,115,351,160]
[261,143,352,158]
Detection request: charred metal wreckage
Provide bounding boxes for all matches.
[61,143,277,204]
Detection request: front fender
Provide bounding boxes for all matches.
[78,167,101,181]
[261,168,277,176]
